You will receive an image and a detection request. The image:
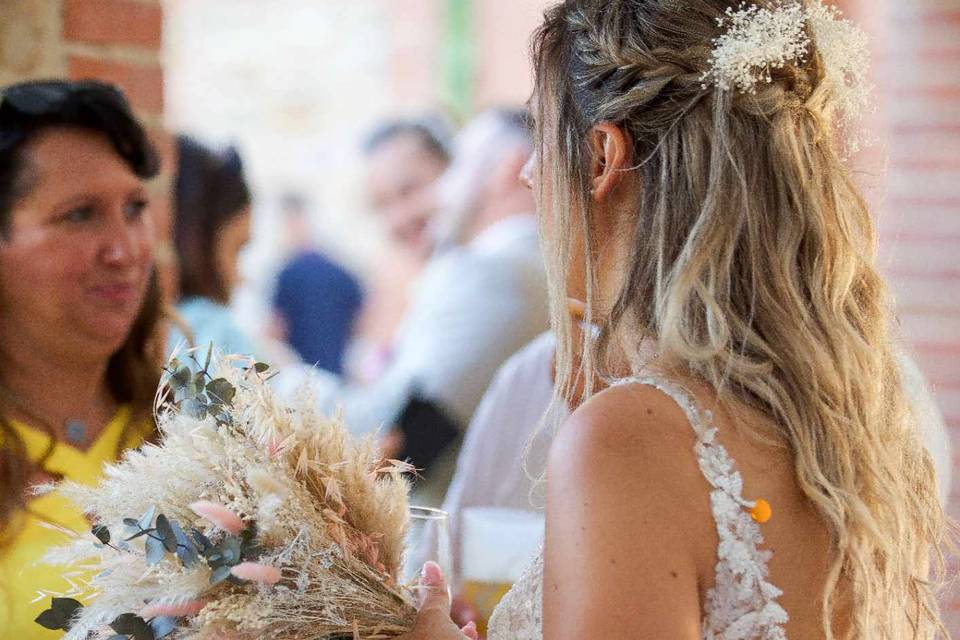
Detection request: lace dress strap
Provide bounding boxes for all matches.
[612,374,789,640]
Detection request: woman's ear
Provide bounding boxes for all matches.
[588,122,633,202]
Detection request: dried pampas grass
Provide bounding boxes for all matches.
[40,351,416,639]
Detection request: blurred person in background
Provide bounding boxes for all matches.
[351,117,452,381]
[0,80,164,637]
[270,192,364,375]
[169,135,257,357]
[279,107,549,507]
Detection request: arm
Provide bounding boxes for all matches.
[542,386,707,640]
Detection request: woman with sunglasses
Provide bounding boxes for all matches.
[0,79,164,637]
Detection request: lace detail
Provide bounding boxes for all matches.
[486,546,543,640]
[487,373,788,640]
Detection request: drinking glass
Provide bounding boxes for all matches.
[403,506,452,596]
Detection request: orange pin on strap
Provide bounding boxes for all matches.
[749,499,772,524]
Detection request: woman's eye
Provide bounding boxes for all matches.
[62,206,94,223]
[125,199,149,220]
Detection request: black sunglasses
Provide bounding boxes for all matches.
[0,80,130,118]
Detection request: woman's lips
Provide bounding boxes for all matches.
[89,282,139,305]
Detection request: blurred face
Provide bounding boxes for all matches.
[214,206,251,297]
[366,134,446,258]
[0,127,154,360]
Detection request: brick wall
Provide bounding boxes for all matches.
[0,0,172,246]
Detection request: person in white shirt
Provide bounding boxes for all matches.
[278,108,550,507]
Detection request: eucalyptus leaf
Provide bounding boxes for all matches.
[35,609,68,631]
[124,527,156,542]
[145,534,166,566]
[181,397,208,420]
[155,514,177,553]
[191,529,212,553]
[34,597,83,631]
[192,370,206,395]
[138,506,157,531]
[122,517,140,532]
[220,536,241,565]
[203,342,213,371]
[171,366,192,391]
[170,520,199,567]
[92,524,111,545]
[205,378,235,406]
[254,362,269,373]
[110,613,155,640]
[210,565,232,584]
[150,616,178,639]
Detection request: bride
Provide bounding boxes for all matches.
[400,1,950,638]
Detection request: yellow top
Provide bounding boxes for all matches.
[0,406,153,639]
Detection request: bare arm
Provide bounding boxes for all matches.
[542,385,708,639]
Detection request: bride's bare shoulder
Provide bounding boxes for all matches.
[547,379,716,527]
[551,380,703,477]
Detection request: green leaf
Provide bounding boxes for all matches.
[220,536,241,565]
[145,534,166,565]
[155,514,177,553]
[35,609,67,631]
[138,506,156,531]
[171,366,192,391]
[110,613,156,640]
[191,529,212,553]
[194,370,207,394]
[254,362,269,373]
[181,397,208,420]
[210,565,232,584]
[205,378,236,406]
[34,597,83,631]
[92,524,111,545]
[124,527,156,542]
[150,616,177,639]
[170,520,199,567]
[203,342,213,372]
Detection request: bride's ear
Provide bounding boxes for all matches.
[588,122,633,202]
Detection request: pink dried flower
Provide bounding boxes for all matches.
[230,562,282,585]
[189,500,244,535]
[142,600,207,618]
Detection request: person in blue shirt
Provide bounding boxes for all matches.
[271,193,363,375]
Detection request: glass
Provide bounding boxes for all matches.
[459,507,544,635]
[403,506,452,594]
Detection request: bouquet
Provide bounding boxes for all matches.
[34,350,417,639]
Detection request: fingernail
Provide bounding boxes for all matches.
[421,561,442,586]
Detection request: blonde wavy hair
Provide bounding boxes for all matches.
[531,1,950,637]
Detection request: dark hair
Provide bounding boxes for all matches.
[362,116,452,164]
[0,79,159,233]
[0,79,164,544]
[173,135,251,304]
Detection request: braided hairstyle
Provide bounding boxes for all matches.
[531,2,949,638]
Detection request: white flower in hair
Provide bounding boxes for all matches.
[702,2,810,94]
[807,2,872,129]
[702,1,873,151]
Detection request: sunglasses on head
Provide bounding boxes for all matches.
[0,80,129,117]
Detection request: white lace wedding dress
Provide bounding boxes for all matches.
[486,374,789,640]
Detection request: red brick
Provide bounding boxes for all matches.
[68,55,164,115]
[63,0,162,50]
